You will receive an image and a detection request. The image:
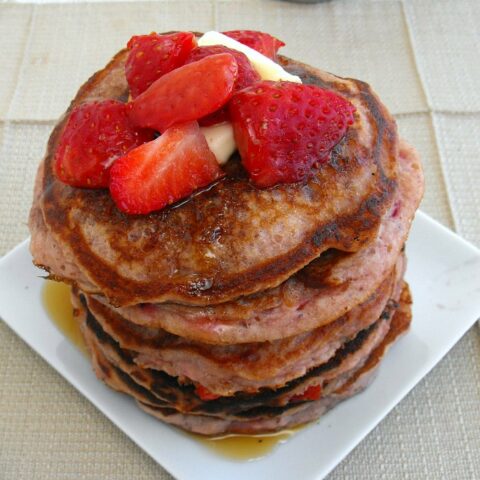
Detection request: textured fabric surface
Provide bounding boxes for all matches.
[0,1,479,479]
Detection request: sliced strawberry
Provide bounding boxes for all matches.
[185,45,260,126]
[195,385,221,401]
[197,107,229,127]
[129,53,238,132]
[186,45,260,92]
[223,30,285,60]
[109,122,224,214]
[54,100,153,188]
[125,32,197,98]
[290,385,322,403]
[229,81,356,188]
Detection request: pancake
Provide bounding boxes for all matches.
[84,316,389,415]
[80,285,411,434]
[29,38,399,308]
[104,139,422,344]
[78,285,407,417]
[80,254,403,396]
[140,294,411,436]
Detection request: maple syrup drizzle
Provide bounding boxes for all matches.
[42,279,304,459]
[42,280,87,353]
[195,425,304,461]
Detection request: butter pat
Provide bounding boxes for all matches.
[201,122,236,165]
[198,31,302,83]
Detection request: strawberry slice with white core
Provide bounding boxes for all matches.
[109,122,224,215]
[128,53,238,133]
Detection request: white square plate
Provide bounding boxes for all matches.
[1,211,480,480]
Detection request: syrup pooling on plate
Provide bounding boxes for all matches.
[44,277,303,460]
[195,425,304,461]
[42,280,86,353]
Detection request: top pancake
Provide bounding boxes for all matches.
[105,140,422,344]
[30,39,398,307]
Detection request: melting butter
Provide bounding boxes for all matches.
[198,31,302,83]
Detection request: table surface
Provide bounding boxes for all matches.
[0,0,479,479]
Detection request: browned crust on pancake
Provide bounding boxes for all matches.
[31,37,398,307]
[103,140,422,344]
[77,283,407,416]
[81,260,401,396]
[83,284,411,435]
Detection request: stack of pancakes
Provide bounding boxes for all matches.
[29,46,424,435]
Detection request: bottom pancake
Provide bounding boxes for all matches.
[73,283,411,434]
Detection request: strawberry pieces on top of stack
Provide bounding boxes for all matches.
[54,30,356,214]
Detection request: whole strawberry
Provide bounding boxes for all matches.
[54,100,153,188]
[125,32,197,98]
[223,30,285,60]
[185,45,260,125]
[229,81,356,188]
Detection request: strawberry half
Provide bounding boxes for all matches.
[229,81,356,188]
[125,32,197,98]
[54,100,153,188]
[185,45,261,126]
[223,30,285,60]
[129,53,238,132]
[109,122,224,215]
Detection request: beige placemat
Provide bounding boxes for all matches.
[1,1,479,479]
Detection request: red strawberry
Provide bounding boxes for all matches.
[197,107,229,127]
[186,45,260,92]
[229,81,356,188]
[223,30,285,60]
[195,385,221,401]
[290,385,322,403]
[129,53,238,132]
[185,45,261,126]
[125,32,197,98]
[109,122,224,214]
[54,100,153,188]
